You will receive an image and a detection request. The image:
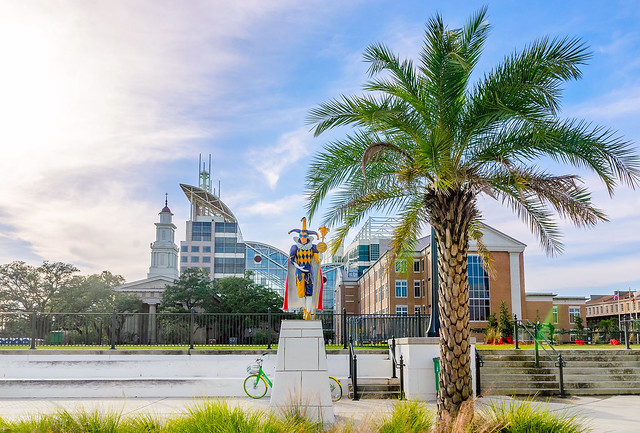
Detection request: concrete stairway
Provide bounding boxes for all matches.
[477,349,640,396]
[348,377,401,399]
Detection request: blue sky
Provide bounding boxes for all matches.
[0,1,638,297]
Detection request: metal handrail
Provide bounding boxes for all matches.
[475,350,484,397]
[516,318,566,397]
[388,337,405,399]
[348,337,359,401]
[518,320,558,363]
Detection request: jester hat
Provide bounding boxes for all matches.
[289,217,318,241]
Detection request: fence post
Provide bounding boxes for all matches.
[110,307,117,350]
[30,307,37,350]
[189,308,195,350]
[557,353,565,397]
[391,336,397,379]
[352,353,359,401]
[623,320,630,349]
[342,308,348,349]
[514,314,519,350]
[267,307,272,350]
[399,354,405,400]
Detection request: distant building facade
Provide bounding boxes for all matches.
[585,291,639,328]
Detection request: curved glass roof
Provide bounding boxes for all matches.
[245,241,288,298]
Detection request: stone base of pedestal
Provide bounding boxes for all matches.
[269,320,335,424]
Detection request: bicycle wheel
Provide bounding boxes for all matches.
[244,374,268,398]
[329,376,342,402]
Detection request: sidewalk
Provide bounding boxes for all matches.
[0,395,638,432]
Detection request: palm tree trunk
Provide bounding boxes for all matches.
[428,188,477,417]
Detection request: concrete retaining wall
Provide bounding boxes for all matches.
[0,349,391,398]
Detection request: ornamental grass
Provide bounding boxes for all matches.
[0,399,590,433]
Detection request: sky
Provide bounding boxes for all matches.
[1,0,639,297]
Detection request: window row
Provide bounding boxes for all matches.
[181,245,212,253]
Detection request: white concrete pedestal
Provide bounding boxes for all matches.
[269,320,335,424]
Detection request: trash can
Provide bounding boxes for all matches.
[50,330,63,344]
[433,357,440,394]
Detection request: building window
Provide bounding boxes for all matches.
[214,222,237,233]
[468,255,490,321]
[552,306,558,324]
[396,305,408,316]
[214,257,246,274]
[192,222,212,241]
[395,281,408,298]
[181,246,188,252]
[414,305,421,315]
[358,245,370,262]
[395,260,407,273]
[191,256,199,263]
[569,306,580,324]
[203,246,211,253]
[202,256,211,263]
[191,246,200,253]
[413,259,421,273]
[181,256,188,263]
[370,244,380,261]
[414,280,421,298]
[215,237,245,253]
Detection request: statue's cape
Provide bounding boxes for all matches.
[283,246,323,311]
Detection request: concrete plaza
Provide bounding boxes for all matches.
[0,395,637,432]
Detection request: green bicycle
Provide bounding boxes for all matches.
[244,354,342,401]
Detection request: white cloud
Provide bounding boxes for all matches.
[0,1,306,280]
[570,87,640,120]
[239,195,305,217]
[247,128,313,189]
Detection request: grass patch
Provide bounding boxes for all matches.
[376,401,434,433]
[0,399,591,433]
[476,399,590,433]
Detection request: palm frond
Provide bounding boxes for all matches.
[362,141,414,177]
[494,188,564,255]
[468,218,494,277]
[462,36,591,145]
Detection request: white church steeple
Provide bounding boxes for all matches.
[147,194,179,279]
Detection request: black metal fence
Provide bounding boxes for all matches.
[0,310,428,348]
[345,313,430,345]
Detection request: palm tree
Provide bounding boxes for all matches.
[305,8,639,416]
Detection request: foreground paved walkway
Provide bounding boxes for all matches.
[0,395,638,432]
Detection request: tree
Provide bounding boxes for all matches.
[213,275,284,314]
[573,314,584,339]
[159,268,219,312]
[485,312,499,343]
[51,271,142,313]
[498,301,513,339]
[0,261,79,312]
[305,8,639,416]
[596,318,617,342]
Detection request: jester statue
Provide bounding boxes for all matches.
[283,217,327,320]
